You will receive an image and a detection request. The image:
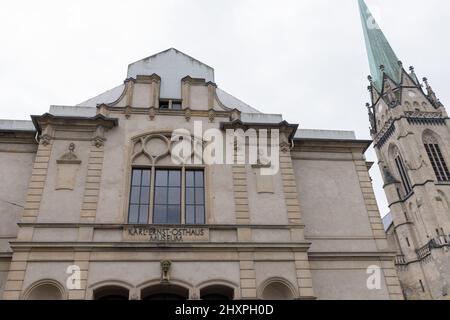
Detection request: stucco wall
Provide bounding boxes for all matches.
[0,145,36,248]
[293,158,373,238]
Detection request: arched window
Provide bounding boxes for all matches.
[259,278,297,300]
[23,280,65,300]
[391,146,412,195]
[93,286,129,300]
[200,285,234,300]
[423,132,450,182]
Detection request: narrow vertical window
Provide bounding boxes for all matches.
[128,169,151,224]
[153,170,181,224]
[419,280,425,293]
[394,155,412,195]
[185,170,205,225]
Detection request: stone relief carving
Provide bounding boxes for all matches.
[208,109,215,123]
[92,126,106,148]
[56,143,81,191]
[57,143,81,164]
[161,260,172,283]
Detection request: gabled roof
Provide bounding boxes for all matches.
[76,48,263,114]
[127,48,215,99]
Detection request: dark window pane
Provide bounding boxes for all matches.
[195,171,204,187]
[196,206,205,224]
[169,171,181,186]
[155,187,168,205]
[168,187,181,204]
[186,171,195,187]
[195,188,204,204]
[153,205,167,224]
[168,205,181,224]
[142,170,151,186]
[132,170,142,186]
[129,205,139,224]
[140,187,150,204]
[186,205,195,224]
[186,188,195,205]
[155,170,168,186]
[130,187,140,204]
[172,103,182,110]
[139,205,149,224]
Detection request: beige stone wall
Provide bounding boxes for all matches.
[0,74,403,300]
[0,140,37,248]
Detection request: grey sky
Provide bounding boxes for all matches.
[1,0,449,217]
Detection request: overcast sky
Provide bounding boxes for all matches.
[1,0,449,217]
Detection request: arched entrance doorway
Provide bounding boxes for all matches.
[93,286,129,300]
[141,284,189,300]
[200,285,234,300]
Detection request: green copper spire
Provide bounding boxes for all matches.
[359,0,401,90]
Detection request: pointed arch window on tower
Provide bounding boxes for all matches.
[393,150,412,196]
[423,134,450,182]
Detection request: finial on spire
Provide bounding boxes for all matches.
[409,66,415,72]
[379,65,385,72]
[423,77,443,108]
[397,60,403,67]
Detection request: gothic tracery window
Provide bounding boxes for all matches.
[423,132,450,182]
[127,133,206,225]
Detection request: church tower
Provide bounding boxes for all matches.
[359,0,450,299]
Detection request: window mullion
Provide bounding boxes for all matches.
[181,167,186,225]
[149,168,155,224]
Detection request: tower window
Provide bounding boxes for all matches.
[424,143,450,182]
[394,155,412,195]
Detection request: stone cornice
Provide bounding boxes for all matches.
[17,222,306,229]
[0,130,37,145]
[292,139,372,153]
[9,242,312,252]
[220,120,299,141]
[31,113,119,135]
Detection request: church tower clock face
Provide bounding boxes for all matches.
[408,90,416,98]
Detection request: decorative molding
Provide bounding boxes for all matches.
[57,143,81,165]
[161,260,172,283]
[208,109,216,123]
[148,107,156,121]
[184,108,192,122]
